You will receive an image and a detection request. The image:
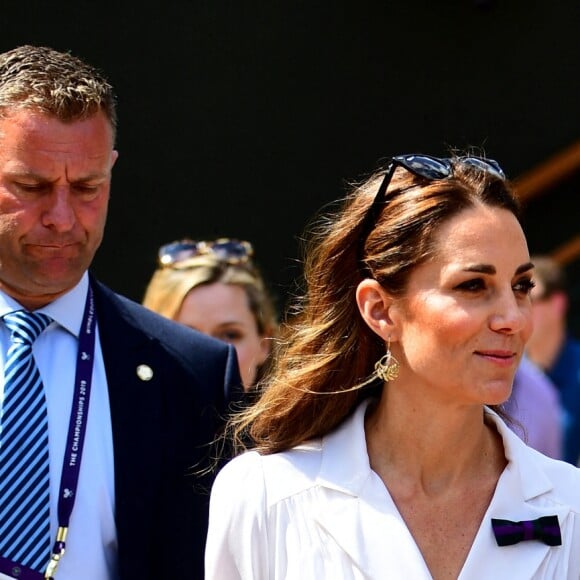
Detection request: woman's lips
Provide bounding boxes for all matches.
[475,349,517,367]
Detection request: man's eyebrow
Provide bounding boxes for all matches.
[69,173,109,183]
[5,170,108,182]
[5,170,48,180]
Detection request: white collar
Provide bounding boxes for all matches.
[318,399,563,503]
[0,273,89,338]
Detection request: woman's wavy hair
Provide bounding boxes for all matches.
[227,155,521,456]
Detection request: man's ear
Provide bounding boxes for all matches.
[110,149,119,169]
[356,278,397,340]
[551,291,569,317]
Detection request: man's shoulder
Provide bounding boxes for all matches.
[550,335,580,388]
[91,278,243,408]
[562,335,580,358]
[91,278,230,354]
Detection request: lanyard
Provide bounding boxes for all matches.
[43,286,97,579]
[0,286,97,580]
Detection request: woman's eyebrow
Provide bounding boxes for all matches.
[462,262,534,276]
[516,262,534,275]
[463,264,495,275]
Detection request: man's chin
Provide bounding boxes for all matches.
[32,264,86,294]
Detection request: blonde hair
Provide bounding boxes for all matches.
[142,253,278,339]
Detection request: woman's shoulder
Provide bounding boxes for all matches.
[214,442,324,504]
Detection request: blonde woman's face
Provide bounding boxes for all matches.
[176,282,270,391]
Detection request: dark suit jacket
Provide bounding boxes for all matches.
[91,276,242,579]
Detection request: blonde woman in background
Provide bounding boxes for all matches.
[143,238,278,392]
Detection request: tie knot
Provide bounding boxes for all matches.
[3,310,53,345]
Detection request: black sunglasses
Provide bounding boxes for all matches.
[360,153,505,240]
[372,153,504,210]
[358,154,506,268]
[158,238,254,267]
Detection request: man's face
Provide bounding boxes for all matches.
[525,280,566,369]
[0,109,118,309]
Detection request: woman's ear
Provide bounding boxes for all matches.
[356,279,397,340]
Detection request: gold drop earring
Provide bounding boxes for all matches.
[374,337,400,382]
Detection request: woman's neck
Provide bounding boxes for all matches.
[364,393,505,496]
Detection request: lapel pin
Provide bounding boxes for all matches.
[136,364,154,381]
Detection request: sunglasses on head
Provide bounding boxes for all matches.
[371,153,505,208]
[358,154,506,268]
[360,153,505,234]
[158,238,254,267]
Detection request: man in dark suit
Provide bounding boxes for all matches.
[0,45,241,579]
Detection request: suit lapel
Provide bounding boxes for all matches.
[92,280,163,578]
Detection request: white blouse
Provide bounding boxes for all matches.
[205,400,580,579]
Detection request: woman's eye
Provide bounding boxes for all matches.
[514,278,536,295]
[218,330,243,342]
[455,278,486,292]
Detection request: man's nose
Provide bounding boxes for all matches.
[41,187,76,232]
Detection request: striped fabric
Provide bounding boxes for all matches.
[491,515,562,547]
[0,311,52,573]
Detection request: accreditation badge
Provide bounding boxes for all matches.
[0,563,45,579]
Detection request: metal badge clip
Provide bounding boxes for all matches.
[44,527,68,579]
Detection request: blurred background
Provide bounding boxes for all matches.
[1,0,578,330]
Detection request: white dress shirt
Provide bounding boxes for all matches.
[0,273,117,579]
[206,399,580,579]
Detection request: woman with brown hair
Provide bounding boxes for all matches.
[205,154,580,579]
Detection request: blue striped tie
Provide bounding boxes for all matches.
[0,310,52,574]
